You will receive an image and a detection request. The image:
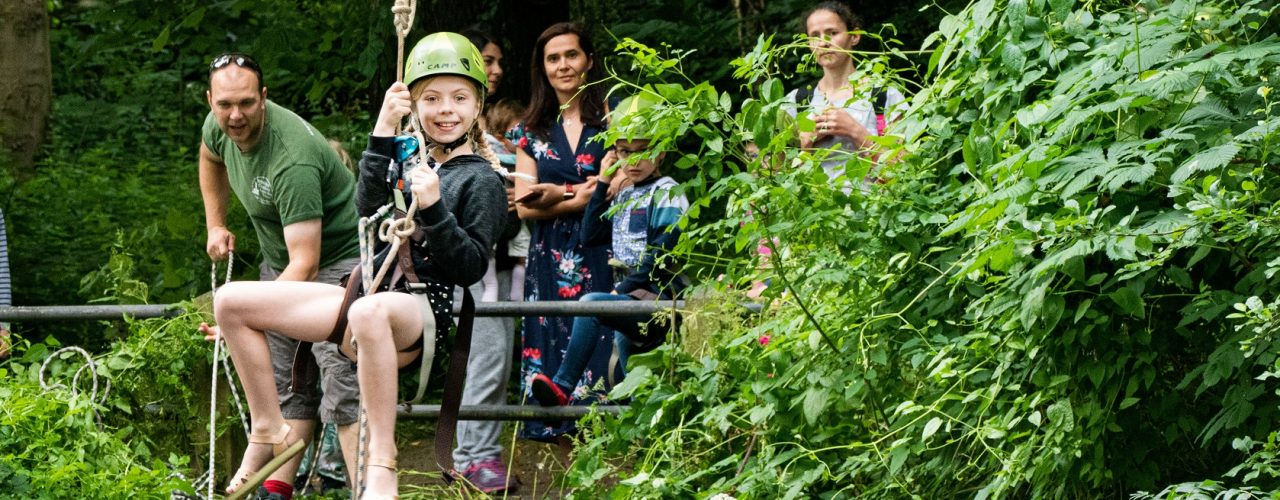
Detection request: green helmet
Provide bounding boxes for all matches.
[610,91,663,140]
[403,32,487,91]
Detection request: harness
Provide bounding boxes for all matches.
[331,142,477,485]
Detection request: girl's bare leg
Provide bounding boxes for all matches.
[346,292,424,497]
[211,280,345,492]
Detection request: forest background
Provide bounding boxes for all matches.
[0,0,947,332]
[2,0,1280,498]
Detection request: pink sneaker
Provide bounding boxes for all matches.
[461,458,515,494]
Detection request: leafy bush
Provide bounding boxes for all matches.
[564,0,1280,497]
[0,242,226,496]
[0,345,194,497]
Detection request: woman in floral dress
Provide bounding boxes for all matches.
[508,21,616,440]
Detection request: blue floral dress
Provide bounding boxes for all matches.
[508,117,614,440]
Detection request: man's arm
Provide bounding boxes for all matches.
[199,142,236,261]
[276,219,322,282]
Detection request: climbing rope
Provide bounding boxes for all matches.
[202,253,249,500]
[391,0,416,83]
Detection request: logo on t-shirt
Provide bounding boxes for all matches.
[251,176,274,206]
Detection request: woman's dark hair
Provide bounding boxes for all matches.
[801,1,863,33]
[524,22,607,137]
[461,26,498,55]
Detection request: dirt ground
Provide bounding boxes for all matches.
[345,419,574,499]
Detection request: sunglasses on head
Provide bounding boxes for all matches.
[209,53,260,72]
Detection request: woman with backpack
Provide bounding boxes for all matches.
[792,1,906,186]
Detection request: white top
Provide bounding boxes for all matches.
[786,85,906,184]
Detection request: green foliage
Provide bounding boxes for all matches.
[8,145,240,314]
[565,0,1280,497]
[0,348,195,497]
[100,305,223,461]
[11,0,391,322]
[594,0,968,92]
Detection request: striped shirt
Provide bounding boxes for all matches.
[0,207,10,329]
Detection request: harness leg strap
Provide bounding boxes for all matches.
[436,287,474,479]
[327,265,364,346]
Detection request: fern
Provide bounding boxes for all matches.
[1137,69,1196,101]
[1180,98,1234,123]
[1103,162,1158,192]
[1171,143,1241,183]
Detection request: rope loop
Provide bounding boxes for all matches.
[39,346,109,406]
[392,0,415,37]
[378,213,417,242]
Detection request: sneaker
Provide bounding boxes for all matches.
[530,374,570,406]
[252,486,287,500]
[461,458,516,494]
[318,475,347,494]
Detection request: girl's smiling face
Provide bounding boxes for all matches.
[414,75,480,144]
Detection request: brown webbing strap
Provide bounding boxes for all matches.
[327,265,364,345]
[396,237,421,285]
[435,286,474,480]
[293,265,365,394]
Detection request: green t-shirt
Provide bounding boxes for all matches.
[202,100,359,272]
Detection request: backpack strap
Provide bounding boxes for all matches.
[871,87,889,136]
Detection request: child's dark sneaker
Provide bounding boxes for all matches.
[530,374,570,406]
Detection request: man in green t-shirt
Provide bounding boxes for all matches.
[198,52,360,494]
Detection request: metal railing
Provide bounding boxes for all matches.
[0,300,732,421]
[143,402,622,421]
[0,300,706,322]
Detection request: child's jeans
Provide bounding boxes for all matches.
[552,292,654,389]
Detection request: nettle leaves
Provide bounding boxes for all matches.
[569,0,1280,497]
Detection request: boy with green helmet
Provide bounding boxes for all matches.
[529,90,691,407]
[610,92,662,138]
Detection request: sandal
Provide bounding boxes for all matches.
[360,457,399,499]
[225,423,307,499]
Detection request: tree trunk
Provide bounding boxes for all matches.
[0,0,51,178]
[732,0,768,54]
